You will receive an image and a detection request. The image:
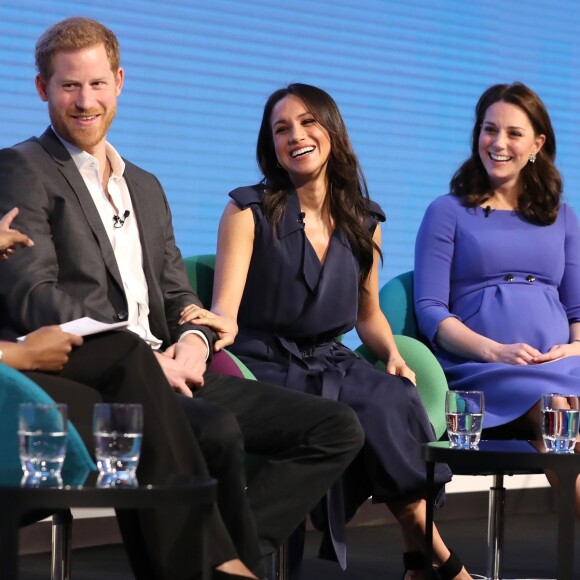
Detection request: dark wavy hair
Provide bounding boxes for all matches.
[450,82,562,225]
[256,83,380,295]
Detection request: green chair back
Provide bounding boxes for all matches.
[183,254,216,309]
[378,270,419,338]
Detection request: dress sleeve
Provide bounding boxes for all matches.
[366,199,386,234]
[229,184,264,209]
[414,195,461,345]
[558,204,580,323]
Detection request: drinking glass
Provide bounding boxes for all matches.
[445,390,484,449]
[541,393,580,454]
[93,403,143,488]
[18,403,68,488]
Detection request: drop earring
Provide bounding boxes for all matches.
[529,151,537,164]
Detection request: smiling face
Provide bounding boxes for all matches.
[270,94,331,188]
[478,100,545,195]
[35,43,123,155]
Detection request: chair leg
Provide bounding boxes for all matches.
[51,510,72,580]
[486,473,506,580]
[263,540,289,580]
[277,540,288,580]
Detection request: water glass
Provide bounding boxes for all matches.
[541,393,580,454]
[93,403,143,488]
[445,390,484,449]
[18,403,68,488]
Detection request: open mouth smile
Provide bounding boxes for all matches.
[71,113,101,126]
[291,146,315,158]
[489,152,511,162]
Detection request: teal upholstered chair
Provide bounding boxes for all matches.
[378,270,420,338]
[0,364,95,486]
[0,363,96,580]
[355,270,448,439]
[183,254,288,579]
[184,253,218,318]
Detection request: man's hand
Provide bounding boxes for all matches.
[154,334,207,396]
[0,208,34,260]
[179,305,238,351]
[20,326,83,371]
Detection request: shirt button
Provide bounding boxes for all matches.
[504,274,515,282]
[116,311,128,321]
[526,275,536,283]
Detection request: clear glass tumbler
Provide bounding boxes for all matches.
[541,393,580,453]
[18,403,68,488]
[93,403,143,488]
[445,390,484,449]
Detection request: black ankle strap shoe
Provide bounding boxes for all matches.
[402,549,465,579]
[434,550,463,579]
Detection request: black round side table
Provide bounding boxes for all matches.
[423,440,580,580]
[0,476,216,580]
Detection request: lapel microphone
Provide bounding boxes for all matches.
[113,210,130,228]
[483,206,494,218]
[297,212,306,226]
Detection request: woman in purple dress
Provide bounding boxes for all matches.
[182,84,471,579]
[414,82,580,509]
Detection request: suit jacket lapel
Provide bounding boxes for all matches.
[123,168,158,279]
[38,128,124,290]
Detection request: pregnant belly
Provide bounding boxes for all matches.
[458,284,568,351]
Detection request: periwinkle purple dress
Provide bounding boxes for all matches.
[228,184,451,565]
[415,194,580,429]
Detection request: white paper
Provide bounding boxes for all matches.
[17,317,129,342]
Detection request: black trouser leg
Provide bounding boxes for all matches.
[195,372,364,556]
[176,395,264,574]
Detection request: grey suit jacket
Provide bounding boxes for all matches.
[0,127,212,348]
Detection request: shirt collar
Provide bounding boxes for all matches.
[52,127,126,177]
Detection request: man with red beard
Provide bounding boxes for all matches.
[0,16,363,580]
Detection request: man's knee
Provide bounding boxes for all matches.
[199,409,244,459]
[176,396,244,460]
[313,401,364,456]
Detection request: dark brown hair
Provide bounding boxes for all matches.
[450,82,562,225]
[256,83,380,295]
[36,17,120,80]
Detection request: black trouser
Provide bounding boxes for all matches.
[26,331,237,580]
[183,372,365,558]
